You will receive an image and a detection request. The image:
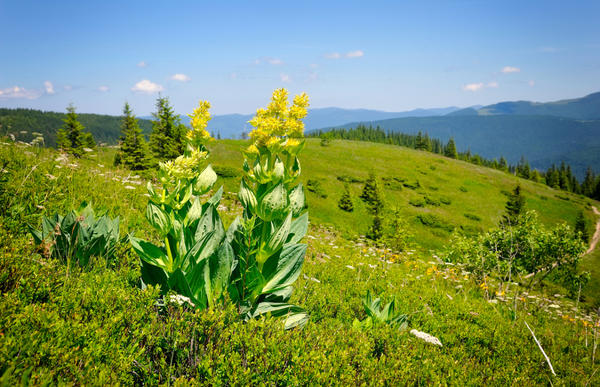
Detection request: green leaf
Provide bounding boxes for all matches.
[140,258,169,291]
[288,212,308,244]
[262,243,307,293]
[129,236,170,270]
[194,164,218,195]
[288,183,306,216]
[257,212,293,264]
[238,178,257,211]
[186,241,234,309]
[249,301,309,329]
[184,197,203,227]
[145,202,171,236]
[207,186,223,207]
[258,182,289,221]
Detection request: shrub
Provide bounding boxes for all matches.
[439,197,452,205]
[336,175,364,184]
[403,180,421,190]
[463,213,482,222]
[416,214,454,233]
[424,195,441,207]
[459,186,468,192]
[353,291,408,330]
[408,197,425,207]
[212,165,241,178]
[307,179,327,198]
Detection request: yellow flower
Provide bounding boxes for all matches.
[160,149,208,180]
[186,100,213,145]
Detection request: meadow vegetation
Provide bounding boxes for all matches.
[0,89,599,384]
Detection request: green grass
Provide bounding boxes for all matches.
[1,140,599,384]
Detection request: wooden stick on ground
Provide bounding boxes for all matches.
[524,321,556,376]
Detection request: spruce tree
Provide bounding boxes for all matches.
[149,96,186,161]
[118,102,152,170]
[582,167,595,197]
[56,104,91,158]
[360,173,384,215]
[502,184,526,225]
[360,173,384,240]
[338,184,354,212]
[574,210,589,244]
[444,137,458,159]
[499,156,508,171]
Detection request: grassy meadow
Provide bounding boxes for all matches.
[1,139,599,384]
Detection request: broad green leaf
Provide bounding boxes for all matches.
[262,243,307,293]
[184,197,203,227]
[288,212,308,244]
[257,212,292,264]
[129,236,170,270]
[194,165,218,195]
[207,186,223,207]
[238,178,257,211]
[145,202,171,236]
[258,182,289,221]
[288,183,305,217]
[140,259,169,291]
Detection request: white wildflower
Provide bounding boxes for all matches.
[169,294,194,306]
[45,173,57,180]
[345,265,355,270]
[124,185,136,190]
[410,329,443,347]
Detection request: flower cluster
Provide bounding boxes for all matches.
[159,100,213,182]
[247,88,309,152]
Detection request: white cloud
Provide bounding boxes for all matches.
[131,79,163,93]
[528,80,535,87]
[230,72,238,80]
[346,50,364,58]
[280,73,291,83]
[307,72,318,82]
[0,86,41,99]
[487,81,499,88]
[501,66,520,73]
[63,85,73,91]
[324,52,341,59]
[44,81,55,94]
[255,57,284,65]
[98,85,110,92]
[137,61,147,68]
[463,82,484,92]
[170,73,191,82]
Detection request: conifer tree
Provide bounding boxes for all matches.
[502,184,526,225]
[360,173,384,240]
[149,96,186,161]
[499,156,508,171]
[581,167,596,197]
[574,210,589,244]
[56,104,92,158]
[338,183,354,212]
[444,137,458,159]
[117,102,152,170]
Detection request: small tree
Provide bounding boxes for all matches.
[338,183,354,212]
[444,137,458,159]
[117,102,152,170]
[574,210,589,244]
[502,184,525,225]
[57,104,92,158]
[360,173,384,240]
[149,96,186,161]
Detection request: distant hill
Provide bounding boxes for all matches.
[449,91,600,120]
[0,108,153,147]
[144,106,462,139]
[319,114,600,178]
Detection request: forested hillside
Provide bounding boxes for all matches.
[0,108,153,146]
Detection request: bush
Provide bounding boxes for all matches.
[463,213,482,222]
[424,196,440,207]
[307,179,328,198]
[403,180,421,190]
[338,184,354,212]
[337,175,364,184]
[416,214,454,233]
[408,197,426,207]
[213,165,240,178]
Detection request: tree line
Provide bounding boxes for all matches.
[311,124,600,201]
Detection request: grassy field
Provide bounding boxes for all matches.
[1,140,599,384]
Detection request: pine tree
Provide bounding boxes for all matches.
[516,156,530,179]
[502,184,526,225]
[574,210,589,244]
[118,102,152,170]
[149,96,186,161]
[499,156,508,171]
[360,173,384,215]
[444,138,458,159]
[581,167,596,197]
[56,104,91,158]
[367,213,384,240]
[338,184,354,212]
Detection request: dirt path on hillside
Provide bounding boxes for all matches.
[586,206,600,255]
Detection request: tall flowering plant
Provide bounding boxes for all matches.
[227,88,310,328]
[130,101,233,310]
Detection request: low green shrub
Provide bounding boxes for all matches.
[307,179,327,198]
[463,213,482,222]
[416,214,454,232]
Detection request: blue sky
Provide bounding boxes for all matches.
[1,0,599,115]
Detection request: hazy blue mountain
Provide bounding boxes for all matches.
[448,92,600,120]
[144,106,462,138]
[322,114,600,178]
